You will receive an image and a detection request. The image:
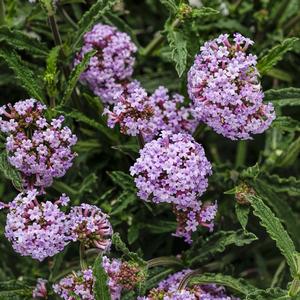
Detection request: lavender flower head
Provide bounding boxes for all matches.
[139,269,239,299]
[69,204,113,251]
[33,278,48,299]
[74,23,137,104]
[143,86,197,141]
[53,268,94,300]
[5,190,71,261]
[188,33,275,140]
[130,131,212,209]
[0,99,77,191]
[104,80,154,136]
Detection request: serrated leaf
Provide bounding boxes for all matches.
[0,152,23,191]
[264,88,300,107]
[277,137,300,167]
[189,273,258,295]
[111,191,137,216]
[246,193,298,276]
[93,255,111,300]
[161,0,178,14]
[258,38,299,74]
[272,116,300,132]
[0,27,48,56]
[108,171,135,191]
[191,7,219,17]
[235,203,250,231]
[184,230,257,266]
[246,287,287,300]
[167,30,187,77]
[73,0,117,48]
[0,48,45,102]
[60,50,96,105]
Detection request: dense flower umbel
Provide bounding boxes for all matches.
[139,269,239,300]
[188,33,275,140]
[53,257,144,300]
[143,86,197,141]
[53,268,94,300]
[74,23,137,104]
[5,190,71,261]
[0,99,77,191]
[104,80,154,136]
[130,131,212,209]
[33,278,48,299]
[68,204,113,251]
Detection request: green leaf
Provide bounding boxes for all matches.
[143,220,177,234]
[0,152,23,191]
[61,50,96,105]
[264,88,300,107]
[167,30,187,77]
[0,27,48,56]
[191,7,219,17]
[128,225,140,244]
[246,193,298,276]
[73,0,117,48]
[189,273,258,295]
[0,48,45,102]
[184,230,257,266]
[258,38,299,74]
[93,255,111,300]
[272,116,300,132]
[108,171,135,191]
[111,191,137,216]
[161,0,178,14]
[276,137,300,168]
[112,233,146,266]
[235,203,250,231]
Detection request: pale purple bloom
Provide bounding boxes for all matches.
[33,278,48,299]
[74,23,137,104]
[188,33,275,140]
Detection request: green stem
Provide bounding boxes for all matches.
[0,0,5,26]
[142,18,180,56]
[288,276,300,297]
[79,243,88,270]
[235,140,247,168]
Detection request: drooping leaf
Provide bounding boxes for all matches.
[0,26,48,56]
[93,255,111,300]
[167,30,187,77]
[184,230,257,266]
[245,194,298,276]
[257,37,299,74]
[108,171,136,191]
[60,50,96,105]
[73,0,117,48]
[0,152,23,191]
[264,87,300,107]
[235,203,250,231]
[0,48,45,101]
[110,191,137,216]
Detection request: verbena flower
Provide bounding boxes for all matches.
[103,80,154,136]
[143,86,197,142]
[130,131,214,242]
[33,278,48,299]
[68,204,113,251]
[188,33,275,140]
[74,23,137,104]
[0,99,77,191]
[5,190,71,261]
[139,269,239,299]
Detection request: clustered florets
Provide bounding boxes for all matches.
[139,269,239,300]
[33,278,48,299]
[0,99,77,191]
[188,33,275,140]
[68,204,113,251]
[75,23,137,104]
[5,190,71,261]
[130,131,215,242]
[53,256,144,300]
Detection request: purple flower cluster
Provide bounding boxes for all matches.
[33,278,48,299]
[104,80,154,136]
[68,204,113,251]
[0,99,77,191]
[53,268,94,300]
[130,131,214,242]
[143,86,197,141]
[188,33,275,140]
[75,23,137,104]
[5,190,71,261]
[139,269,239,300]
